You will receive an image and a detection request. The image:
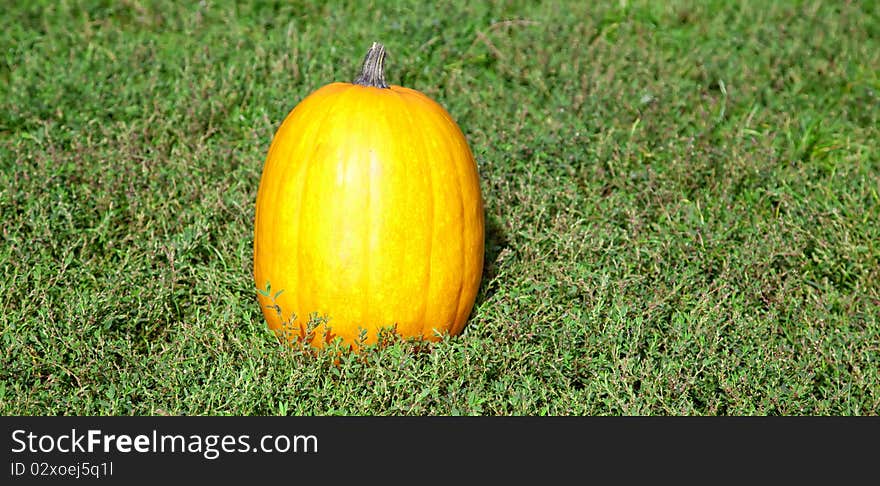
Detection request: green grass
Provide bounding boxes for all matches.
[1,0,878,415]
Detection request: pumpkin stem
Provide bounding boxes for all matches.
[354,42,390,89]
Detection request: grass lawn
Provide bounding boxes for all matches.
[1,0,878,415]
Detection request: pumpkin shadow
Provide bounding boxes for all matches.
[473,212,509,309]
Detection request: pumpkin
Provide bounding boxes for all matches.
[253,42,484,348]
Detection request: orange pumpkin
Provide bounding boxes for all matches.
[253,43,484,348]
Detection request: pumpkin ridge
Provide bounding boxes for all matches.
[296,85,359,342]
[442,113,468,335]
[256,85,342,337]
[362,91,373,345]
[401,91,471,337]
[414,92,466,336]
[392,88,434,338]
[453,196,466,333]
[439,109,482,336]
